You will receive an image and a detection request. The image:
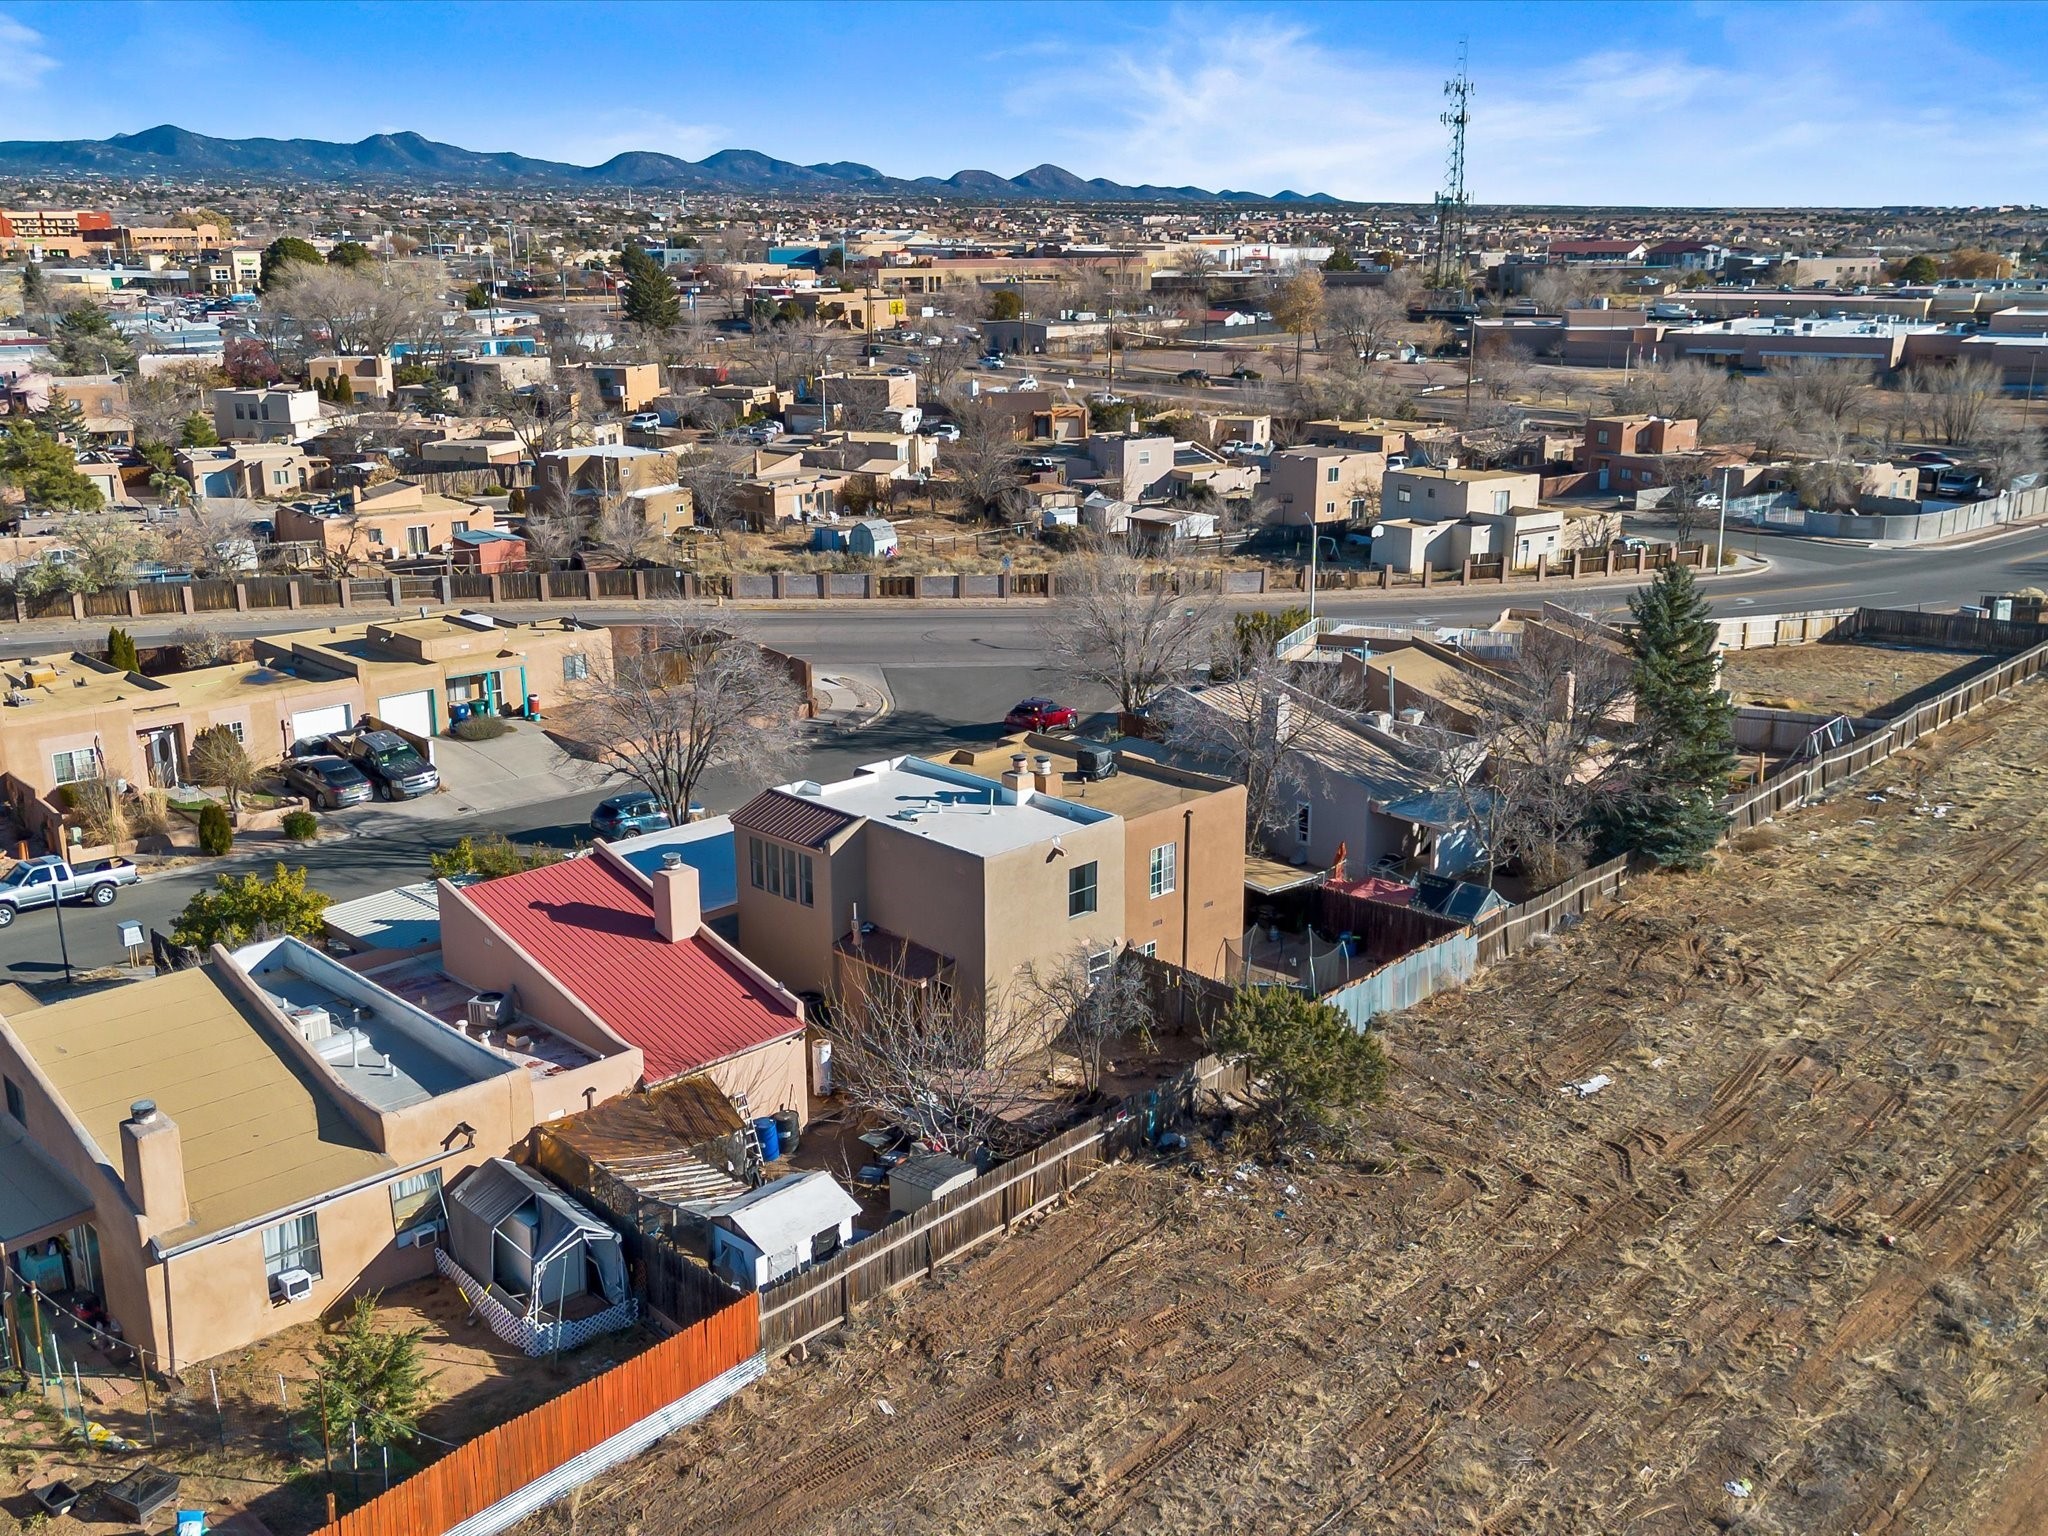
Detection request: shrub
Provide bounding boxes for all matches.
[280,809,319,840]
[197,802,233,856]
[430,834,563,882]
[173,862,329,947]
[451,715,511,742]
[1210,987,1390,1155]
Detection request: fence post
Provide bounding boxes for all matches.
[68,593,84,621]
[538,572,553,600]
[436,576,453,604]
[1534,554,1548,584]
[489,573,503,602]
[233,582,249,612]
[1461,557,1473,585]
[179,585,196,615]
[387,577,403,608]
[126,588,142,619]
[633,570,649,600]
[287,580,302,610]
[337,580,353,609]
[1420,563,1433,588]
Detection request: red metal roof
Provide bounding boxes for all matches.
[729,789,859,849]
[461,854,799,1084]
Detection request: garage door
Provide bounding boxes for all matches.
[378,690,436,739]
[289,703,352,748]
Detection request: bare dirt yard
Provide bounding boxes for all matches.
[536,677,2048,1536]
[1718,640,1988,716]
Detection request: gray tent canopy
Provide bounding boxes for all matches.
[445,1158,628,1320]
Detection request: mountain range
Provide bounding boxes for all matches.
[0,126,1338,204]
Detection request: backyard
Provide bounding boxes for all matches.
[1718,638,1990,716]
[527,677,2048,1535]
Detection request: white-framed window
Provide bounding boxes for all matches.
[1326,465,1341,483]
[52,748,98,786]
[406,524,431,555]
[389,1169,444,1236]
[1138,941,1157,958]
[1149,842,1176,898]
[1397,487,1412,504]
[222,721,245,743]
[749,837,814,906]
[1086,949,1114,986]
[562,652,590,682]
[1492,490,1511,514]
[1295,802,1312,845]
[1067,860,1099,918]
[262,1211,322,1280]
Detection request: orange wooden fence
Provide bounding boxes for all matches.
[318,1293,758,1536]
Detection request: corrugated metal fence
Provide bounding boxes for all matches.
[315,1294,758,1536]
[756,1054,1247,1355]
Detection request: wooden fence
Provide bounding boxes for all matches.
[756,1054,1246,1355]
[1472,619,2048,966]
[317,1294,758,1536]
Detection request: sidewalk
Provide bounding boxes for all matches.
[809,666,893,732]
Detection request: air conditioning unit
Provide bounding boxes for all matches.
[466,993,509,1032]
[398,1222,441,1250]
[270,1268,314,1304]
[287,1007,333,1044]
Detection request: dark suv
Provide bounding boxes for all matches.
[335,730,440,800]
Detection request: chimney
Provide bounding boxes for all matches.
[120,1100,188,1238]
[1002,751,1031,801]
[652,858,700,943]
[1031,753,1062,798]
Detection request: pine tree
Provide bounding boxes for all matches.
[619,245,682,331]
[1615,563,1735,868]
[106,627,140,673]
[180,412,220,448]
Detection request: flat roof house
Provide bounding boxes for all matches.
[211,387,323,445]
[0,932,631,1369]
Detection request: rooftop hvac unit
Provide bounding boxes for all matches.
[467,992,510,1033]
[288,1006,333,1044]
[270,1268,314,1304]
[1073,746,1117,782]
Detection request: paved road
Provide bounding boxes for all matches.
[6,522,2043,985]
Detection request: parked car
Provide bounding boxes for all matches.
[1228,365,1263,381]
[626,412,663,432]
[333,729,440,800]
[281,754,374,810]
[591,792,673,841]
[1618,535,1653,553]
[1012,373,1040,390]
[1004,698,1079,733]
[923,422,961,442]
[978,354,1006,369]
[0,856,139,927]
[1176,369,1212,385]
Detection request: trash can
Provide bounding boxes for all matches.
[772,1109,800,1156]
[450,703,472,724]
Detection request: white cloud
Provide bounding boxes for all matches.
[541,110,727,168]
[0,13,55,91]
[1008,10,2048,205]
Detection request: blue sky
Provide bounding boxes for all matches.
[1,1,2043,205]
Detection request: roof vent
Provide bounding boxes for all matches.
[660,851,684,869]
[129,1099,158,1123]
[793,779,824,797]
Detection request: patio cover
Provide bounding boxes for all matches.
[0,1117,94,1247]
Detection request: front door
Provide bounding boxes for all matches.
[139,727,180,788]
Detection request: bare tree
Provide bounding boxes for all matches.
[589,494,668,566]
[676,444,748,530]
[1526,266,1608,315]
[155,500,258,577]
[169,624,242,667]
[1022,944,1157,1095]
[1045,548,1219,714]
[825,964,1051,1158]
[1270,266,1327,376]
[1608,357,1732,428]
[946,398,1024,520]
[479,379,588,463]
[1160,663,1365,853]
[1980,421,2048,493]
[564,608,802,821]
[1769,358,1869,433]
[1656,451,1729,545]
[1426,614,1634,888]
[265,258,449,357]
[1904,359,2004,447]
[1322,284,1409,366]
[518,481,582,567]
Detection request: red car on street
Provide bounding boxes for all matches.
[1005,698,1078,733]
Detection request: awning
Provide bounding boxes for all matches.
[0,1118,94,1246]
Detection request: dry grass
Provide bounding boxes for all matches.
[1718,640,1988,716]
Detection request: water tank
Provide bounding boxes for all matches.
[753,1115,782,1163]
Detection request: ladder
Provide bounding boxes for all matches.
[732,1092,766,1183]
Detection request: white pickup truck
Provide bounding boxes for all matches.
[0,855,141,927]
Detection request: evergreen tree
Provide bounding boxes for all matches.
[1322,246,1359,272]
[106,627,140,673]
[326,241,375,269]
[0,422,102,510]
[180,411,220,448]
[1614,563,1735,868]
[619,245,681,331]
[259,236,322,292]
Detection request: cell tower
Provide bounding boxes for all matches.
[1430,41,1474,297]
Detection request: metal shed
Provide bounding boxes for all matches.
[440,1159,637,1355]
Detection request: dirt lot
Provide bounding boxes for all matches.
[537,678,2048,1536]
[1719,639,1987,716]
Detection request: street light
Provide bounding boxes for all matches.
[1717,465,1735,571]
[50,883,74,989]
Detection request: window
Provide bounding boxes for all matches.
[52,748,98,786]
[1067,860,1099,918]
[1086,949,1114,986]
[1295,802,1312,845]
[389,1169,444,1236]
[1149,842,1176,898]
[406,524,431,555]
[749,837,813,906]
[1492,490,1511,515]
[1619,467,1633,482]
[562,652,590,682]
[4,1077,22,1123]
[262,1211,322,1280]
[1138,941,1157,958]
[222,721,245,744]
[451,519,470,536]
[1326,466,1341,483]
[1397,487,1411,504]
[368,528,385,545]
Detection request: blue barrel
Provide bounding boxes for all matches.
[753,1115,781,1162]
[450,703,472,724]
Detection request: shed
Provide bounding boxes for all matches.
[707,1171,861,1290]
[888,1152,977,1216]
[441,1158,637,1354]
[847,518,898,558]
